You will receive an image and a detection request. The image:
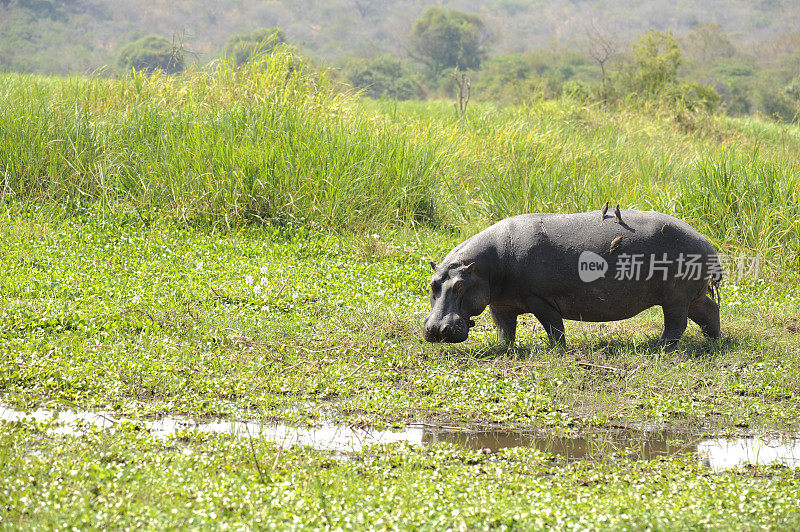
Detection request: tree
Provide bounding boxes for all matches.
[684,23,735,64]
[628,30,682,95]
[409,7,488,77]
[353,0,373,18]
[223,27,285,66]
[116,34,185,74]
[585,22,618,90]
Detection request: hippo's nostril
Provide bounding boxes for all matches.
[441,324,451,336]
[423,325,440,342]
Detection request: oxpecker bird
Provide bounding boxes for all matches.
[614,204,623,224]
[601,201,610,220]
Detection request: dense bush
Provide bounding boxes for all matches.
[223,27,286,66]
[671,82,721,112]
[472,51,595,104]
[116,34,184,74]
[341,56,423,100]
[757,78,800,122]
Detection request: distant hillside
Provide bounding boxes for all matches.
[1,0,799,74]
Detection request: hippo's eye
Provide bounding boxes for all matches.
[452,280,464,294]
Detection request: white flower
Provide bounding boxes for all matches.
[376,289,385,296]
[260,266,268,275]
[254,285,262,294]
[245,275,254,284]
[132,295,141,304]
[196,261,203,271]
[260,277,268,286]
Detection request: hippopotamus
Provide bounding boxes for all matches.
[423,209,722,348]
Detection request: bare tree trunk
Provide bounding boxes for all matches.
[454,67,471,115]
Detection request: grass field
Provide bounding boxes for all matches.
[2,52,800,529]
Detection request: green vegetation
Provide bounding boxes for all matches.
[3,426,799,529]
[409,7,488,77]
[472,49,595,104]
[222,27,286,66]
[340,56,423,100]
[1,52,799,267]
[2,1,799,123]
[2,205,800,527]
[2,45,800,528]
[2,207,799,427]
[116,34,185,74]
[626,30,682,96]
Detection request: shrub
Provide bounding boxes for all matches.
[562,80,595,102]
[341,56,422,100]
[472,51,595,105]
[223,27,285,66]
[116,34,184,74]
[620,30,682,97]
[673,82,721,113]
[757,78,800,122]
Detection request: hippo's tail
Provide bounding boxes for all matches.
[708,276,722,303]
[707,259,723,303]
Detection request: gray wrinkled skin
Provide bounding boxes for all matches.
[423,210,722,348]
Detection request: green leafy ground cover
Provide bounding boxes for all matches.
[1,210,799,530]
[3,424,800,530]
[2,209,799,431]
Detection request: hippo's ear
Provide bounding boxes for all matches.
[429,261,437,272]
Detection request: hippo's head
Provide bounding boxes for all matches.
[423,261,490,343]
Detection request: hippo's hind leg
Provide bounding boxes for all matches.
[490,306,518,345]
[526,296,566,347]
[688,296,721,339]
[658,303,688,350]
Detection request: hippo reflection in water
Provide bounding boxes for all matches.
[423,210,721,348]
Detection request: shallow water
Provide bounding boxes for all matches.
[2,405,798,470]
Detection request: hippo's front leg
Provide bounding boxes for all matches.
[526,296,566,347]
[489,306,518,345]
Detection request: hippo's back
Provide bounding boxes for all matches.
[473,210,720,322]
[503,210,714,256]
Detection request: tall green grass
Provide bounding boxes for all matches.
[0,51,441,229]
[1,50,799,272]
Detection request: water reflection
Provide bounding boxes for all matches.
[0,406,423,453]
[698,437,800,470]
[424,429,695,459]
[1,405,797,469]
